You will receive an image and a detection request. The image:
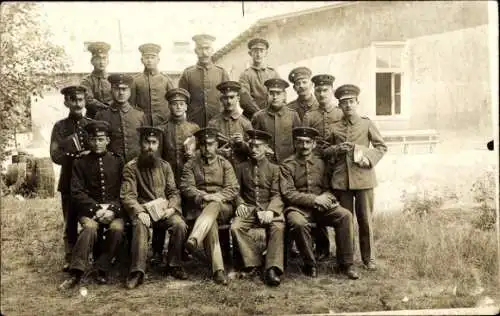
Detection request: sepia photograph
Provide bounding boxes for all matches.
[0,1,499,315]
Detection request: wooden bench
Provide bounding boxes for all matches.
[382,129,440,154]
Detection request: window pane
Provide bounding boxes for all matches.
[376,47,391,68]
[395,93,401,114]
[394,73,401,93]
[390,47,403,68]
[376,73,392,115]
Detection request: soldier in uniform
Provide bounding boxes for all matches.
[150,88,200,266]
[121,126,189,290]
[287,67,319,121]
[303,74,343,140]
[251,78,301,163]
[81,42,112,119]
[230,129,285,286]
[130,43,175,125]
[208,81,252,166]
[179,127,239,285]
[238,38,281,119]
[280,127,359,280]
[95,73,145,163]
[323,84,387,271]
[178,34,230,128]
[59,120,125,290]
[50,85,92,271]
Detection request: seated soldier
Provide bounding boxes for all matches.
[59,120,125,290]
[230,129,285,286]
[280,127,359,280]
[121,126,189,290]
[179,127,240,286]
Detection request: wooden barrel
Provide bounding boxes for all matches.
[31,157,55,198]
[5,162,27,187]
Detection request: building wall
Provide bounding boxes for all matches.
[215,1,491,136]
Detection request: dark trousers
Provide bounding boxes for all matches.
[334,189,375,265]
[286,206,354,267]
[61,193,79,264]
[231,215,285,273]
[70,217,125,272]
[130,214,187,275]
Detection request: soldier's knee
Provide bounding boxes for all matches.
[270,220,285,232]
[286,213,308,230]
[171,216,188,233]
[338,207,353,221]
[230,219,243,234]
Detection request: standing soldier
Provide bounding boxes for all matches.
[251,78,301,163]
[238,38,281,119]
[230,129,285,286]
[303,74,343,141]
[208,81,252,166]
[323,84,387,271]
[59,121,125,290]
[50,85,92,271]
[130,43,175,125]
[280,127,359,280]
[178,34,230,128]
[150,88,200,265]
[287,67,319,121]
[81,42,112,119]
[121,126,189,289]
[180,127,240,285]
[95,74,145,163]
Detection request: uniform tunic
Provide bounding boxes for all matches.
[251,106,301,163]
[303,105,344,141]
[160,118,200,184]
[81,71,112,119]
[238,66,280,118]
[178,62,230,128]
[207,112,252,165]
[287,95,319,122]
[95,102,145,163]
[130,69,175,125]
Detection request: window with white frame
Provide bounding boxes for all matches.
[374,42,405,116]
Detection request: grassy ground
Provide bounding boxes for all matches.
[1,194,498,316]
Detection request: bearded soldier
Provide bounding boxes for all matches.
[286,67,319,121]
[121,126,189,289]
[50,85,92,271]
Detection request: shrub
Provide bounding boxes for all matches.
[470,170,497,231]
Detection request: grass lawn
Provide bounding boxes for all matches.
[1,194,498,315]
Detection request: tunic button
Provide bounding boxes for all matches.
[101,186,105,190]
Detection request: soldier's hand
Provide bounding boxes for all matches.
[256,210,265,223]
[217,147,232,158]
[100,210,115,224]
[356,156,371,168]
[314,194,333,210]
[235,204,250,217]
[95,208,107,220]
[339,142,354,153]
[138,212,151,227]
[260,210,274,224]
[231,133,244,144]
[162,208,176,220]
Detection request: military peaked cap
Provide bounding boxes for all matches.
[108,73,134,87]
[288,67,312,83]
[138,43,161,55]
[166,88,190,102]
[216,81,241,94]
[334,84,361,100]
[60,85,87,96]
[248,38,269,50]
[246,129,272,143]
[193,127,220,143]
[192,34,216,45]
[137,126,163,139]
[264,78,290,90]
[85,120,111,136]
[87,42,111,56]
[292,126,320,139]
[311,74,335,86]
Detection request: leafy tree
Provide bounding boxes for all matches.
[0,2,70,161]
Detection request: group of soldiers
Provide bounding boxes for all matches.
[52,34,387,290]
